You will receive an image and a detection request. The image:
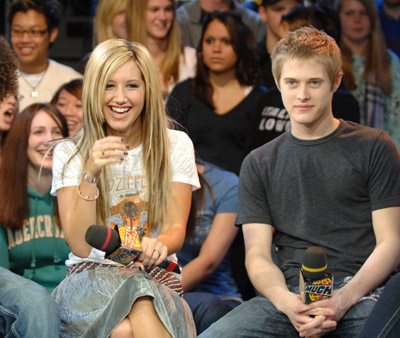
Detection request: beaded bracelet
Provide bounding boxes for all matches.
[77,185,99,201]
[82,168,98,184]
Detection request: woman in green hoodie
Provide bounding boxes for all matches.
[0,102,69,292]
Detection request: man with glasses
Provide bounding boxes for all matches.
[8,0,82,111]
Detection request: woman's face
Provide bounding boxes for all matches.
[0,94,18,132]
[112,9,127,39]
[145,0,174,41]
[27,110,63,170]
[339,0,371,45]
[54,88,83,135]
[102,60,145,138]
[202,19,238,75]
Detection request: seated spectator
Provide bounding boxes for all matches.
[8,0,82,111]
[377,0,400,58]
[167,12,265,302]
[0,33,61,338]
[0,103,70,292]
[178,161,242,334]
[247,4,360,150]
[94,0,127,45]
[0,94,18,153]
[51,79,83,135]
[177,0,266,48]
[256,0,303,88]
[126,0,197,97]
[167,11,266,176]
[334,0,400,150]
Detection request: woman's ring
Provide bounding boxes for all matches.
[101,150,105,159]
[154,249,161,256]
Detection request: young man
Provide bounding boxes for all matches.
[8,0,82,111]
[200,26,400,337]
[377,0,400,57]
[0,34,60,338]
[257,0,302,88]
[247,4,360,151]
[176,0,266,48]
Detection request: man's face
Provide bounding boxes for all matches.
[10,10,58,69]
[259,0,301,40]
[277,58,340,133]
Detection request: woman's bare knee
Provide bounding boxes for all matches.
[110,318,133,338]
[129,297,171,338]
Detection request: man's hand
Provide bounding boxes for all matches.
[280,293,337,337]
[297,287,355,337]
[304,287,353,322]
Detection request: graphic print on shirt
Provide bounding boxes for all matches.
[109,173,150,239]
[7,215,64,249]
[258,106,290,134]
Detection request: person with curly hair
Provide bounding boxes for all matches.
[0,33,61,338]
[0,36,18,102]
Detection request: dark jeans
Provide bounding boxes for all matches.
[199,276,384,338]
[0,268,60,338]
[359,273,400,338]
[183,291,241,334]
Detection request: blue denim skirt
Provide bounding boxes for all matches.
[52,264,196,338]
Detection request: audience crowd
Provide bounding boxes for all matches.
[0,0,399,337]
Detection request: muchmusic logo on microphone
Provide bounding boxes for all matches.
[304,275,333,303]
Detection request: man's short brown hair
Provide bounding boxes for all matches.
[271,26,342,89]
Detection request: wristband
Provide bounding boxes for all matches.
[83,168,98,184]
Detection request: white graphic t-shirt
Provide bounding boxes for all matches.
[51,129,200,266]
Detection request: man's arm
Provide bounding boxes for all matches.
[243,222,336,335]
[302,206,400,333]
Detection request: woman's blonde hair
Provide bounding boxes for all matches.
[334,0,392,94]
[125,0,181,87]
[72,39,172,231]
[95,0,127,43]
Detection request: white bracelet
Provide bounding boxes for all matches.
[77,185,99,201]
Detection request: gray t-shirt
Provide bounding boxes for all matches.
[237,120,400,285]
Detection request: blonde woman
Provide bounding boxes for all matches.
[94,0,127,44]
[126,0,196,97]
[51,39,199,337]
[334,0,400,150]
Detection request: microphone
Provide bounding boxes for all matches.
[85,224,181,274]
[299,247,333,304]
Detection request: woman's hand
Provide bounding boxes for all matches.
[138,237,168,268]
[85,136,129,178]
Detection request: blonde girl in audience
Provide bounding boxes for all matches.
[126,0,197,97]
[51,39,199,337]
[334,0,400,149]
[94,0,127,44]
